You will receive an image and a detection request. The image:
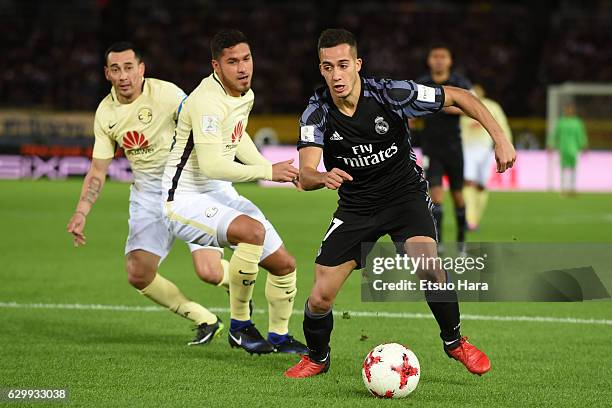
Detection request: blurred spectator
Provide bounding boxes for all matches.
[0,0,611,115]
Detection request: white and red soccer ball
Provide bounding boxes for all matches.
[362,343,420,399]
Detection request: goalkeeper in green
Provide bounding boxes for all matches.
[550,103,588,195]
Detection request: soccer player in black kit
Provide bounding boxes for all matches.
[284,29,515,379]
[417,45,472,252]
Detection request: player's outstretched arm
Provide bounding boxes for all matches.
[299,146,353,191]
[196,143,298,183]
[443,86,516,172]
[235,131,301,184]
[235,131,271,166]
[67,158,111,247]
[441,106,464,115]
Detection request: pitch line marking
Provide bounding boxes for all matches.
[0,301,611,326]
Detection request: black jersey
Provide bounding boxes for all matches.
[297,77,445,214]
[416,73,472,155]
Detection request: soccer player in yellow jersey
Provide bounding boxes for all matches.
[460,84,513,230]
[162,30,308,355]
[67,42,228,346]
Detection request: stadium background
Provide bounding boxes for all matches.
[1,1,611,407]
[2,0,612,146]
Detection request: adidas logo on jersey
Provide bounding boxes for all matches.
[123,131,153,155]
[330,131,343,141]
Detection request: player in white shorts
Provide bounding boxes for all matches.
[162,29,308,355]
[461,84,513,230]
[67,42,228,346]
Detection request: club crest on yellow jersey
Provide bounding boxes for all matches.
[137,107,153,124]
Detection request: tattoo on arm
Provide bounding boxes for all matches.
[80,176,102,205]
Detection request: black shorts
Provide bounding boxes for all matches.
[423,150,464,191]
[315,192,437,269]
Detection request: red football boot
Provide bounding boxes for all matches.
[445,336,491,376]
[284,355,330,378]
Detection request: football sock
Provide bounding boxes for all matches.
[139,273,217,325]
[561,168,573,192]
[455,206,467,243]
[265,270,297,336]
[303,300,333,362]
[432,203,443,242]
[463,185,478,227]
[424,270,461,347]
[217,259,230,291]
[475,190,489,225]
[230,318,252,331]
[229,243,263,321]
[268,332,289,345]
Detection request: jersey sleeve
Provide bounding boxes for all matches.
[297,98,326,150]
[195,142,272,182]
[91,111,115,160]
[382,79,445,119]
[190,97,227,144]
[236,131,271,166]
[161,81,188,121]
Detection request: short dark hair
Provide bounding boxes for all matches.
[211,29,249,59]
[104,41,142,65]
[318,28,358,56]
[428,43,452,57]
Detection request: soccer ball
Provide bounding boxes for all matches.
[362,343,420,399]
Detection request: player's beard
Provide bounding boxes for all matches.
[234,79,251,94]
[219,70,251,95]
[234,73,251,94]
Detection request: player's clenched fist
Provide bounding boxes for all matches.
[323,168,353,190]
[494,138,516,173]
[67,212,87,247]
[272,159,300,182]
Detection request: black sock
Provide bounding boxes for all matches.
[455,206,466,243]
[303,300,333,362]
[424,273,461,347]
[432,203,443,243]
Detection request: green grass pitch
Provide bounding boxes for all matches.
[0,179,611,407]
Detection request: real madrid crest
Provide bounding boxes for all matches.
[374,116,389,135]
[137,107,153,124]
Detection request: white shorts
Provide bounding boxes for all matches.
[126,186,223,259]
[162,186,283,261]
[463,144,494,187]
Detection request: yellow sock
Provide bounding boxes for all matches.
[229,243,263,321]
[265,270,297,335]
[475,190,489,225]
[217,259,230,291]
[463,185,478,227]
[139,274,217,325]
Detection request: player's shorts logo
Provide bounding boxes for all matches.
[374,116,389,135]
[205,207,218,218]
[137,107,153,124]
[123,131,153,155]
